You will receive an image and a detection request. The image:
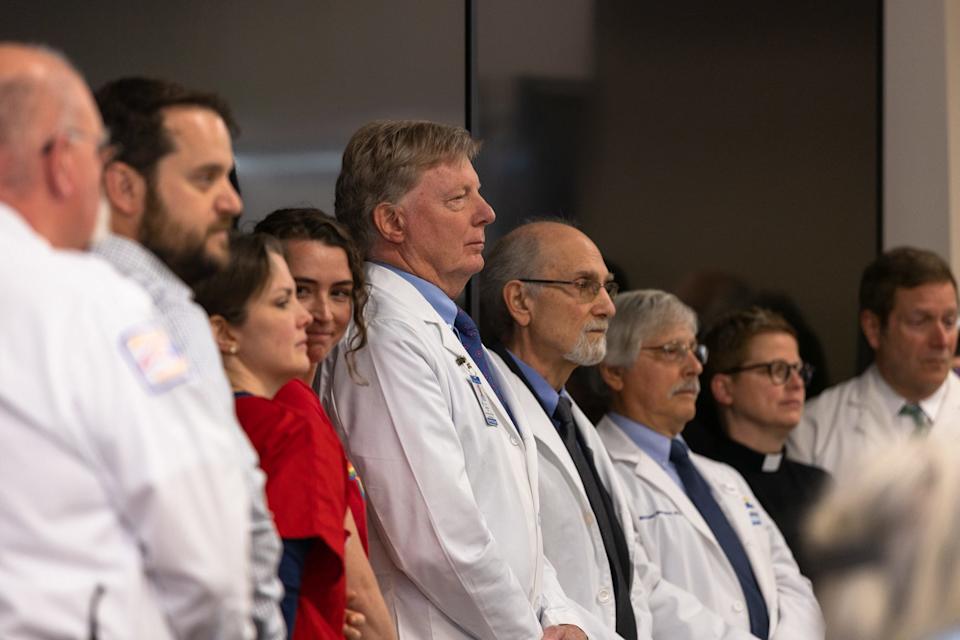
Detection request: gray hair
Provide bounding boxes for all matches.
[479,219,578,343]
[604,289,698,367]
[806,439,960,640]
[334,119,481,257]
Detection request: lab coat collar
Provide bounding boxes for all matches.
[598,414,716,544]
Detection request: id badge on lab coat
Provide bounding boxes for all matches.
[465,367,499,427]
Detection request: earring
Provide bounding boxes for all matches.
[228,345,238,355]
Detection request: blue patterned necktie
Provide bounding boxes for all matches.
[669,439,769,638]
[453,308,511,414]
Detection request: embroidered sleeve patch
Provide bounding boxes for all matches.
[120,323,191,393]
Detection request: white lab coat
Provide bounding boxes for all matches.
[787,364,960,477]
[596,415,824,640]
[0,204,251,639]
[322,263,583,639]
[490,353,758,640]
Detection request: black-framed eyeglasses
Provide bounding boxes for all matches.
[722,359,814,386]
[518,278,619,303]
[640,340,708,365]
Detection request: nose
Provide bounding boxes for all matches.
[684,349,703,375]
[785,367,805,389]
[475,194,496,226]
[595,285,617,317]
[931,320,954,349]
[293,299,312,329]
[312,294,334,324]
[217,179,243,218]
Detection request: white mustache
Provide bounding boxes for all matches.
[670,380,700,396]
[583,319,608,333]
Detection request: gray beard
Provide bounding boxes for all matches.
[564,330,607,366]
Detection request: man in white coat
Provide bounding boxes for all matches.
[480,221,759,640]
[787,247,960,477]
[0,43,251,639]
[323,120,587,639]
[596,290,823,640]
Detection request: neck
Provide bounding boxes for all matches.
[875,360,939,403]
[301,362,319,387]
[610,396,682,438]
[507,337,574,391]
[721,413,789,454]
[370,248,465,299]
[224,359,281,399]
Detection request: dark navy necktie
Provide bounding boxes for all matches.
[669,439,769,639]
[453,308,511,414]
[554,397,637,640]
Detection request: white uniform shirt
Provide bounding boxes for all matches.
[0,204,252,639]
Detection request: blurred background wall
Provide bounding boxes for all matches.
[8,0,959,386]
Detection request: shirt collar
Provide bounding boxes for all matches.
[375,262,457,326]
[506,350,563,417]
[870,363,949,423]
[607,411,677,467]
[93,233,191,299]
[711,430,784,472]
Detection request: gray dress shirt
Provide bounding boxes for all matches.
[95,234,285,640]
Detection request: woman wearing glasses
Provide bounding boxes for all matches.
[699,306,831,577]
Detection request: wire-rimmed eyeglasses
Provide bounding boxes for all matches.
[640,340,708,365]
[722,360,814,386]
[518,277,619,303]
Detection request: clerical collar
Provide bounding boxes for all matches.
[712,430,785,473]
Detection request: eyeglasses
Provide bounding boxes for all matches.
[722,360,814,386]
[640,340,708,365]
[41,127,113,159]
[518,278,619,302]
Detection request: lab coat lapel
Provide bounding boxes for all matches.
[698,457,778,611]
[599,416,717,545]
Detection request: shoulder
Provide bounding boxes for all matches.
[806,374,863,411]
[692,452,753,491]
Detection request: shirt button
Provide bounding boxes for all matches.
[732,601,745,613]
[509,436,520,446]
[597,588,612,604]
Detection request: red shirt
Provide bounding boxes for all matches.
[275,380,369,554]
[236,386,348,640]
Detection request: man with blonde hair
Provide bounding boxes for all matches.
[325,121,587,639]
[0,43,251,639]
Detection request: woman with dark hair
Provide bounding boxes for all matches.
[194,233,393,640]
[255,209,373,552]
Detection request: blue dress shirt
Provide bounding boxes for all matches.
[607,412,685,490]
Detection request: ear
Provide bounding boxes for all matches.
[503,280,532,328]
[42,137,74,198]
[711,373,735,407]
[209,315,239,355]
[371,201,405,244]
[103,161,147,222]
[860,309,882,350]
[598,364,624,392]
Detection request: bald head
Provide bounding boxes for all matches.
[0,43,105,248]
[481,220,610,339]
